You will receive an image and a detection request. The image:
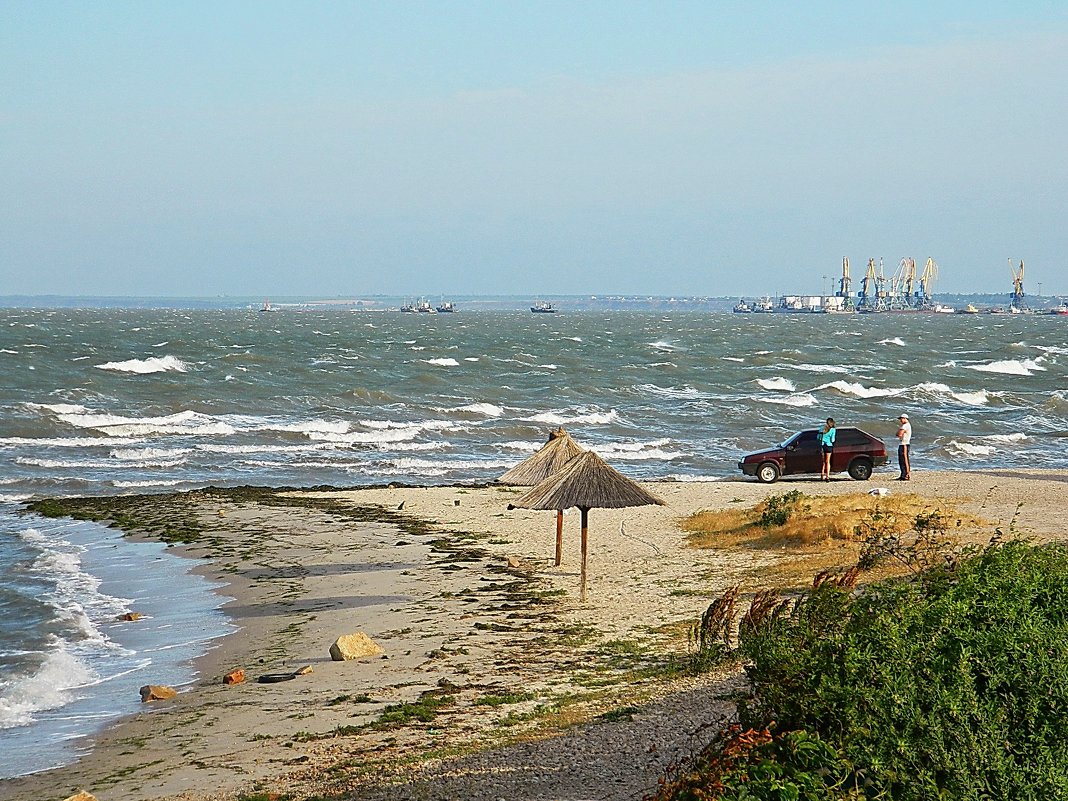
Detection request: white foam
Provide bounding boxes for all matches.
[964,358,1047,376]
[24,403,91,415]
[309,428,421,445]
[879,337,906,346]
[816,380,901,399]
[947,440,996,457]
[57,409,235,438]
[665,474,723,483]
[110,447,193,461]
[791,364,849,374]
[638,384,703,399]
[592,440,684,461]
[757,377,796,392]
[424,358,460,367]
[538,364,559,370]
[983,433,1027,444]
[94,355,190,374]
[196,443,336,455]
[758,393,818,407]
[0,436,141,448]
[112,479,190,488]
[17,456,184,469]
[649,341,682,352]
[499,440,543,452]
[525,409,619,426]
[450,403,505,417]
[722,357,745,363]
[0,647,96,730]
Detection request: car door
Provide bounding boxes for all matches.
[784,430,820,475]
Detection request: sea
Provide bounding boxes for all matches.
[1,304,1066,777]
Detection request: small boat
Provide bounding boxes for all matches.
[399,301,417,313]
[956,304,979,315]
[436,301,456,313]
[260,300,277,312]
[751,296,775,313]
[415,299,436,313]
[931,304,956,314]
[732,299,752,314]
[1047,303,1068,316]
[531,301,557,313]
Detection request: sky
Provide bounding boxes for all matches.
[2,1,1067,298]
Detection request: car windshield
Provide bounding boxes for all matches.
[780,430,816,448]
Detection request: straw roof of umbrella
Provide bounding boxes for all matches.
[512,450,665,511]
[498,427,584,486]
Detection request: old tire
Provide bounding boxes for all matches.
[848,458,873,481]
[756,462,781,484]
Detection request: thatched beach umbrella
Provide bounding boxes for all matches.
[498,427,583,565]
[511,450,665,601]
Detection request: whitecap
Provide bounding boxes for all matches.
[791,364,850,374]
[525,409,620,426]
[538,364,559,370]
[57,410,235,438]
[424,358,460,367]
[648,341,682,352]
[757,377,796,392]
[758,393,818,407]
[946,441,996,457]
[722,357,745,363]
[878,337,906,346]
[638,384,703,399]
[816,380,901,399]
[450,403,505,417]
[110,447,192,461]
[112,479,190,488]
[964,358,1047,376]
[94,355,190,374]
[983,433,1027,444]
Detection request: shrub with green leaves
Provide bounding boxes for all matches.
[756,490,809,529]
[736,540,1068,800]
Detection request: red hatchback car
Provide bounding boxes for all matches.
[738,427,889,483]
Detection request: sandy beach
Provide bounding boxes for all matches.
[3,468,1065,801]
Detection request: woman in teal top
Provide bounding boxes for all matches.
[819,417,836,481]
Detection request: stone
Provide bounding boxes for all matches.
[329,632,384,661]
[507,556,521,568]
[62,792,98,801]
[292,664,313,676]
[119,612,143,621]
[223,669,245,685]
[139,684,177,702]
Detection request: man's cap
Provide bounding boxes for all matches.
[898,413,909,420]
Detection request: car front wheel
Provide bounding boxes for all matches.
[848,458,873,481]
[756,462,781,483]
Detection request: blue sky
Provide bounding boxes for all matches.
[2,2,1066,297]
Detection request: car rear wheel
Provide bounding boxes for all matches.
[848,458,873,481]
[756,462,781,483]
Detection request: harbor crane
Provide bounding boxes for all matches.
[1009,259,1025,311]
[837,257,854,310]
[918,258,938,307]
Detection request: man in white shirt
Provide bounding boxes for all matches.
[896,413,912,480]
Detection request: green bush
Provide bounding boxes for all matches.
[737,541,1068,800]
[757,491,809,529]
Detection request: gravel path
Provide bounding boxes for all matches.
[350,674,742,801]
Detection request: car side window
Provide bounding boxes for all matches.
[836,428,865,446]
[793,430,818,448]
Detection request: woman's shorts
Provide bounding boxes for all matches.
[821,445,833,455]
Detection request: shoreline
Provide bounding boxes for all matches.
[3,469,1066,801]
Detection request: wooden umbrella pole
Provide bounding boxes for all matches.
[580,506,589,602]
[555,509,564,566]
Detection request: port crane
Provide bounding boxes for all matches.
[837,257,854,310]
[1008,259,1025,311]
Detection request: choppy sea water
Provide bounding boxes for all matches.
[1,306,1065,775]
